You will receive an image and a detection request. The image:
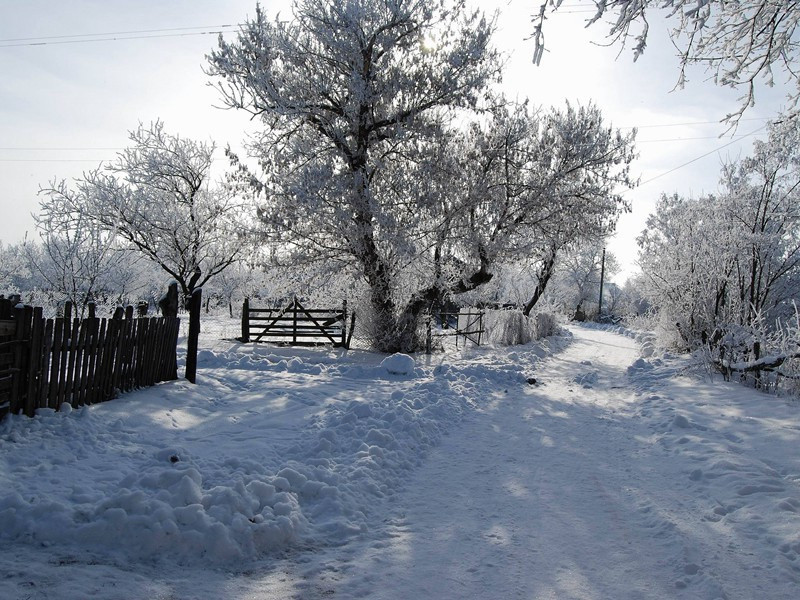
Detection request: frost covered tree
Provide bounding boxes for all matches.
[207,0,501,351]
[638,117,800,352]
[533,1,800,124]
[39,121,252,305]
[208,1,634,351]
[446,101,635,317]
[0,242,32,296]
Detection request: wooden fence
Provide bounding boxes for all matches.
[0,300,180,418]
[241,297,355,349]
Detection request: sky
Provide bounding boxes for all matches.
[0,0,793,283]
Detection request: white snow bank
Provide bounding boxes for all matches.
[0,336,558,566]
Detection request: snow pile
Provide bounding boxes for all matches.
[379,353,416,375]
[0,337,554,566]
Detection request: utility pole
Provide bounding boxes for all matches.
[597,247,606,319]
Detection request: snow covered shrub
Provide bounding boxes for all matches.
[485,310,533,346]
[533,312,559,339]
[484,310,559,346]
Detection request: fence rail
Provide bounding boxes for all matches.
[241,297,355,349]
[0,300,179,419]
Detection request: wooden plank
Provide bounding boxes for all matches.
[148,317,161,385]
[55,318,71,407]
[134,318,148,388]
[88,319,107,404]
[119,317,133,389]
[167,317,179,380]
[77,319,95,407]
[246,330,342,338]
[96,319,113,401]
[24,307,44,416]
[47,317,64,410]
[159,318,172,381]
[106,318,122,400]
[9,306,31,414]
[247,307,342,315]
[63,319,80,407]
[67,318,87,408]
[248,313,343,322]
[37,320,54,412]
[157,318,172,382]
[113,316,131,393]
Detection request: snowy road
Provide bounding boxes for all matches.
[272,325,799,599]
[2,324,799,599]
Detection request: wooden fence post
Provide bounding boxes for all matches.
[292,296,298,345]
[426,314,432,355]
[185,288,201,384]
[24,306,43,417]
[341,300,347,347]
[241,297,250,343]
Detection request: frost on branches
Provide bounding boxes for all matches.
[638,116,800,385]
[208,0,635,352]
[37,121,253,306]
[534,1,800,125]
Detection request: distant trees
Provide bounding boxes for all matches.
[208,0,635,351]
[38,121,252,306]
[534,1,800,124]
[23,194,141,316]
[551,243,619,320]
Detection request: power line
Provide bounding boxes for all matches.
[636,132,761,144]
[618,117,771,130]
[638,123,768,186]
[0,24,237,44]
[0,28,237,48]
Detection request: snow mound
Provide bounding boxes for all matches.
[381,353,416,375]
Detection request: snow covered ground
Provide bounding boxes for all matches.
[1,324,799,599]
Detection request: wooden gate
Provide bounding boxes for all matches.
[240,297,354,348]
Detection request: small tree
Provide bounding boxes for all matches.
[39,121,252,305]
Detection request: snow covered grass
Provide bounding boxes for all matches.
[1,323,798,599]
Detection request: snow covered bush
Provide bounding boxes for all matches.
[533,312,559,339]
[485,310,533,346]
[484,309,560,346]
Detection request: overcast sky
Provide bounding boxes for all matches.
[0,0,793,283]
